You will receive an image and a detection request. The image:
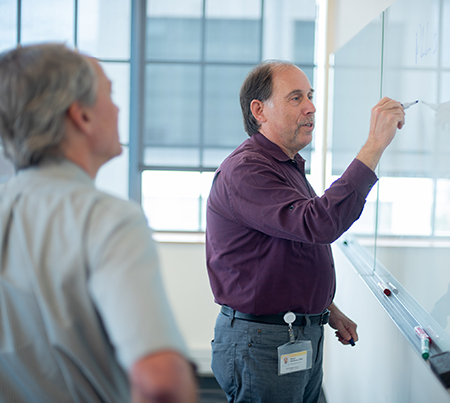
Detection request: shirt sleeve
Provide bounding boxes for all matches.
[223,156,378,244]
[85,197,187,371]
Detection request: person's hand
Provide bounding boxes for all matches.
[356,97,405,171]
[328,303,358,346]
[130,350,198,403]
[369,97,405,147]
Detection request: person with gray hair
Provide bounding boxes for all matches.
[206,60,405,402]
[0,43,197,403]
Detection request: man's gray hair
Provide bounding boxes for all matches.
[0,43,98,169]
[240,60,296,136]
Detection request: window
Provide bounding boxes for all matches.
[0,0,317,232]
[139,0,317,231]
[0,0,131,200]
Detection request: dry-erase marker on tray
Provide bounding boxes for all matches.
[386,281,398,294]
[414,326,431,359]
[377,282,391,296]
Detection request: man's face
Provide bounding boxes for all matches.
[261,65,315,158]
[88,59,122,164]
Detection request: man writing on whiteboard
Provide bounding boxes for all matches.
[206,60,404,402]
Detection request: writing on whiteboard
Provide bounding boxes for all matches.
[415,22,438,64]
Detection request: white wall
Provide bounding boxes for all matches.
[328,0,395,53]
[156,241,219,374]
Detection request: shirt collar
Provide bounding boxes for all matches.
[250,132,306,166]
[19,156,94,186]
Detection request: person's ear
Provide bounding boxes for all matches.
[67,102,93,135]
[250,99,267,124]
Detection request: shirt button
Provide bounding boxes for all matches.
[289,205,294,211]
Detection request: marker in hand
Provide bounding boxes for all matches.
[335,331,356,346]
[402,100,419,110]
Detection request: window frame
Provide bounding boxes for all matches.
[131,0,318,232]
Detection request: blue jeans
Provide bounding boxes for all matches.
[211,312,325,403]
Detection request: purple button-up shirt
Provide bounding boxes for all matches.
[206,133,377,315]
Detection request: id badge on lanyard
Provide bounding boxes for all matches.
[277,312,313,376]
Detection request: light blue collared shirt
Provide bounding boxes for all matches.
[0,157,186,402]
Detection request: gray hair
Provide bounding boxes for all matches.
[0,43,98,169]
[240,60,296,136]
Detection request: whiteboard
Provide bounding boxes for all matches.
[332,0,450,344]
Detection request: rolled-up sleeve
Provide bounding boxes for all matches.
[223,156,377,245]
[86,199,186,371]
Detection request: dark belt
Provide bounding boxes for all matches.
[220,305,330,327]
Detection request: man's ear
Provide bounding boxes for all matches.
[67,102,92,135]
[250,99,267,124]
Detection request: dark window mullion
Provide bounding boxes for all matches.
[259,0,264,62]
[17,0,21,45]
[74,0,78,49]
[198,0,207,230]
[131,0,147,203]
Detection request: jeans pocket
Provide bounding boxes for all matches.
[211,340,236,397]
